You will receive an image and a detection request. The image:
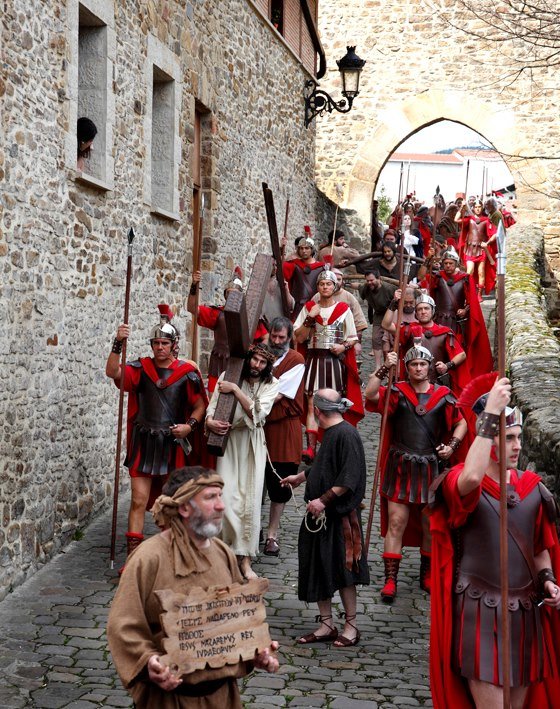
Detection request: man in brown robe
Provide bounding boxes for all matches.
[263,317,305,556]
[107,466,278,708]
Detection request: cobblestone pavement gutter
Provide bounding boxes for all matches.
[6,304,509,708]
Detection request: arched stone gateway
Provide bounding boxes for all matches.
[315,1,560,272]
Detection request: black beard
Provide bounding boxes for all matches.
[269,342,288,358]
[249,368,261,379]
[403,306,415,314]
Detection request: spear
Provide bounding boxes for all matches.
[110,227,135,568]
[431,185,440,247]
[405,161,411,197]
[327,183,344,268]
[396,162,404,231]
[495,220,511,707]
[464,159,470,202]
[365,245,411,551]
[191,192,205,362]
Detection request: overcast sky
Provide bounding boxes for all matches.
[398,120,492,153]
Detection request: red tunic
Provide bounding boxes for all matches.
[430,466,560,707]
[458,216,498,293]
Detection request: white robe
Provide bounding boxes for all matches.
[206,375,278,557]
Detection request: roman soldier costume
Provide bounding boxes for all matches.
[430,376,560,707]
[426,247,493,377]
[283,227,325,320]
[366,343,465,600]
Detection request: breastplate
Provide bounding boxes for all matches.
[391,390,448,455]
[290,264,321,304]
[434,277,465,315]
[414,329,449,382]
[456,483,540,593]
[136,367,187,429]
[310,318,345,349]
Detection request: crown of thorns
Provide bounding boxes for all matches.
[247,343,276,363]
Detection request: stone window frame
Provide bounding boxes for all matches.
[144,34,182,222]
[66,0,116,191]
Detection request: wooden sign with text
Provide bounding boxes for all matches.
[156,578,271,676]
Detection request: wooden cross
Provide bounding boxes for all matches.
[262,182,291,318]
[206,253,273,456]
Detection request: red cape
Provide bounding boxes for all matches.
[366,382,464,548]
[458,216,498,294]
[297,300,364,427]
[431,271,493,378]
[430,466,560,708]
[414,216,432,254]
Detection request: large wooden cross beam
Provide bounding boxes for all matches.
[262,182,291,318]
[207,253,273,456]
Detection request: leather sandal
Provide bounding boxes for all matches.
[333,614,360,647]
[297,614,338,644]
[263,538,280,556]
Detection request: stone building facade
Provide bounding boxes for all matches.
[0,0,321,597]
[315,1,560,271]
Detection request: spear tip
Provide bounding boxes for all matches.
[127,227,135,244]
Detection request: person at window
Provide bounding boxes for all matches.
[77,117,97,170]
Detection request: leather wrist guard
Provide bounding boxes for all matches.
[303,316,315,328]
[445,360,456,370]
[475,411,500,439]
[448,436,461,452]
[189,282,198,295]
[319,489,338,506]
[538,568,557,591]
[187,417,199,431]
[112,338,123,355]
[389,300,399,311]
[374,365,389,380]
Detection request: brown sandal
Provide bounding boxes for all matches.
[333,613,360,647]
[297,615,338,644]
[263,538,280,556]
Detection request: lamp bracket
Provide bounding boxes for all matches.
[304,79,354,129]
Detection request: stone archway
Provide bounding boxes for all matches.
[342,89,547,232]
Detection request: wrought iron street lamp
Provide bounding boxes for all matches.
[304,46,366,129]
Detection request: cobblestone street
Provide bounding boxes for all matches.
[0,342,440,709]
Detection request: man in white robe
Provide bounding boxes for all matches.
[206,344,278,580]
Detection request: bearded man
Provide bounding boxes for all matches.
[107,466,279,708]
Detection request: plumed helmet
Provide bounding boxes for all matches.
[224,265,244,295]
[150,304,178,342]
[457,372,524,429]
[415,293,436,311]
[404,338,434,365]
[316,270,337,285]
[441,245,460,263]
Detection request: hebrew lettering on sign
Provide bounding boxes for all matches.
[156,578,271,676]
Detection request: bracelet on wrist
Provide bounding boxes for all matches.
[112,338,123,355]
[475,411,500,439]
[189,283,198,295]
[186,417,199,432]
[319,489,338,506]
[538,568,557,591]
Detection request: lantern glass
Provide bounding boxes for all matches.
[341,67,361,99]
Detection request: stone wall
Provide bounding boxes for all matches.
[505,226,560,492]
[314,1,560,273]
[0,0,317,597]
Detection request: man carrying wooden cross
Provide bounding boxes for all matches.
[107,466,279,708]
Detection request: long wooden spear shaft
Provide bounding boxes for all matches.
[431,186,440,246]
[496,221,511,707]
[191,193,205,362]
[396,162,404,231]
[464,159,470,201]
[110,227,135,568]
[365,245,411,552]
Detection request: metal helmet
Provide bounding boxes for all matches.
[415,293,436,311]
[150,304,178,342]
[472,393,523,429]
[404,338,434,365]
[316,270,337,285]
[441,245,460,263]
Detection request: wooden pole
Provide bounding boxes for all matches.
[262,183,291,318]
[365,245,411,551]
[110,227,135,568]
[496,221,510,707]
[464,159,470,201]
[191,192,205,362]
